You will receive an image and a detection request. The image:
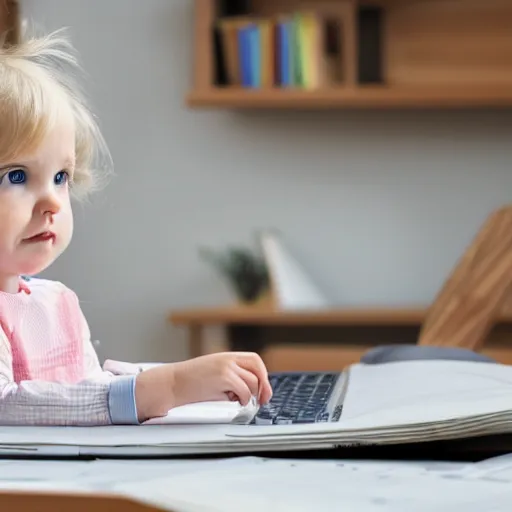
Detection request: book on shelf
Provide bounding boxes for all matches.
[217,12,341,90]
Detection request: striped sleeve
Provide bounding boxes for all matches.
[0,324,113,426]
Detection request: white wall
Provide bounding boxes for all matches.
[22,0,512,363]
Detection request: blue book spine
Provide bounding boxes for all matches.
[279,21,293,87]
[238,26,253,88]
[249,25,261,88]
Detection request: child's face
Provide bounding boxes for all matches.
[0,118,75,281]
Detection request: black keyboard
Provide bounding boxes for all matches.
[251,372,340,425]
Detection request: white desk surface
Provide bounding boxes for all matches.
[1,454,512,511]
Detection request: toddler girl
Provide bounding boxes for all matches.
[0,30,272,426]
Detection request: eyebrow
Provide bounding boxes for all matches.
[0,163,24,172]
[63,158,76,170]
[0,160,76,172]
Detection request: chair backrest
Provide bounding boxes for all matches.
[418,205,512,351]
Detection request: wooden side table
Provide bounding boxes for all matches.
[169,305,512,371]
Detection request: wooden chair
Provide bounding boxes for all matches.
[418,204,512,351]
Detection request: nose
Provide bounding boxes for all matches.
[38,193,61,218]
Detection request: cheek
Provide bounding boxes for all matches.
[0,198,29,240]
[59,201,74,236]
[66,213,74,237]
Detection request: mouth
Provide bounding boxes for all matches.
[23,231,56,244]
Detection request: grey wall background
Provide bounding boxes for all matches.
[22,0,512,363]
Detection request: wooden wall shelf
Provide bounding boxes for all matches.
[168,305,512,371]
[186,86,512,110]
[188,0,512,109]
[169,305,512,327]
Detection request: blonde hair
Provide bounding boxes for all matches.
[0,28,112,198]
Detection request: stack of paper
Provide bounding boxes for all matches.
[3,456,512,511]
[1,360,512,457]
[114,456,512,512]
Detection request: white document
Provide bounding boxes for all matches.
[461,453,512,482]
[2,360,512,458]
[142,399,259,425]
[112,457,512,512]
[341,360,512,428]
[0,457,510,512]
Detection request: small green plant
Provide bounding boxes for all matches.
[198,245,270,303]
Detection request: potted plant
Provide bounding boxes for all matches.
[198,244,271,305]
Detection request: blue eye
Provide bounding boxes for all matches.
[7,169,26,184]
[54,171,69,185]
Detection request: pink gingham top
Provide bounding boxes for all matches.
[0,278,139,426]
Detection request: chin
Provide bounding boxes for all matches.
[18,256,59,277]
[15,238,70,276]
[18,264,51,277]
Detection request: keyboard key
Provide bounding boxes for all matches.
[251,372,339,425]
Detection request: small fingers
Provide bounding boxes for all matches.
[234,352,268,382]
[234,366,260,399]
[234,353,272,404]
[226,372,252,406]
[259,379,273,405]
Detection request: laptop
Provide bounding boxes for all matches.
[250,371,347,426]
[141,370,348,427]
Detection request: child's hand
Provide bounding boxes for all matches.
[134,352,272,422]
[173,352,273,407]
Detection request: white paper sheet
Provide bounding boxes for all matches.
[341,360,512,428]
[2,360,512,457]
[143,398,259,425]
[0,424,237,447]
[112,457,512,512]
[2,456,512,512]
